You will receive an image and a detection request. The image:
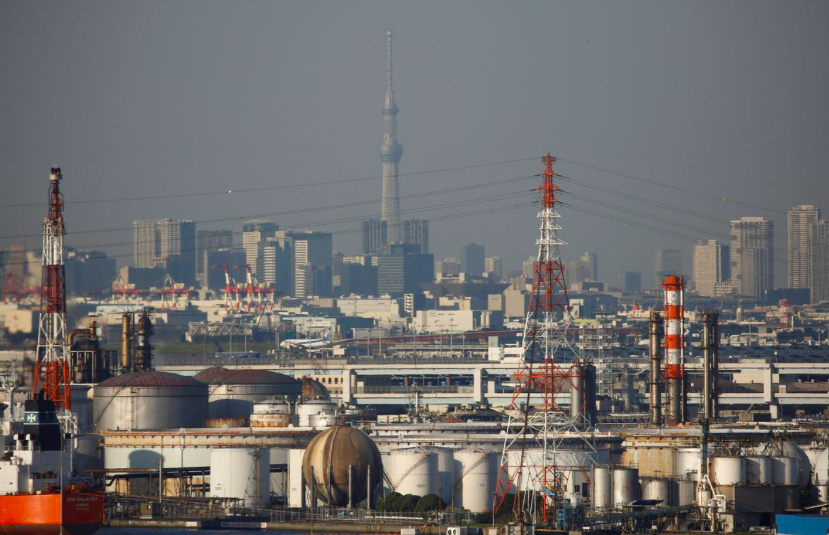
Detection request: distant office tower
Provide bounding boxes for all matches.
[258,235,293,297]
[379,30,403,243]
[64,250,117,295]
[622,271,640,293]
[402,219,429,253]
[563,260,592,283]
[242,220,279,275]
[291,230,333,298]
[693,240,728,297]
[788,205,820,290]
[436,258,461,279]
[485,256,503,280]
[378,244,434,296]
[338,255,378,296]
[462,243,485,277]
[810,220,829,303]
[655,249,683,286]
[522,256,535,279]
[731,217,774,299]
[361,219,388,255]
[580,252,598,281]
[197,230,233,279]
[133,219,196,279]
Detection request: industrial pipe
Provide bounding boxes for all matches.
[648,310,663,426]
[121,313,132,373]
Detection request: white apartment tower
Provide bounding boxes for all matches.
[693,240,725,297]
[788,205,820,290]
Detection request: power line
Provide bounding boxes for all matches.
[558,158,786,215]
[0,156,539,209]
[0,173,537,240]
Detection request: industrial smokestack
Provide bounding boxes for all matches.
[661,276,685,426]
[702,310,720,420]
[648,309,663,426]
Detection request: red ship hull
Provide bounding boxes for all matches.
[0,491,103,535]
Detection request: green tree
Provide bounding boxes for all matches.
[414,493,446,512]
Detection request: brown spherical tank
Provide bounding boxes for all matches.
[301,376,330,400]
[302,425,382,507]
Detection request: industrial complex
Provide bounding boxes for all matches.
[2,26,829,535]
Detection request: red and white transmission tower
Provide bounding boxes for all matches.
[34,168,71,410]
[493,155,592,527]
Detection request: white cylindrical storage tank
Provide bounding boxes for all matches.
[675,448,702,481]
[746,456,772,485]
[93,371,208,431]
[297,400,337,427]
[592,466,612,509]
[612,467,639,507]
[250,398,293,428]
[677,479,696,506]
[210,448,270,508]
[195,366,302,419]
[454,449,496,513]
[711,457,745,487]
[391,448,438,497]
[641,477,670,505]
[782,442,812,487]
[772,456,799,486]
[432,448,455,506]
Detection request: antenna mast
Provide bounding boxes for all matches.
[34,168,71,410]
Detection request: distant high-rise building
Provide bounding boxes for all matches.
[731,217,774,299]
[655,249,683,286]
[436,258,461,279]
[203,248,246,293]
[693,240,728,297]
[623,271,642,293]
[461,243,485,277]
[378,244,434,297]
[133,219,196,281]
[65,250,116,295]
[379,30,403,243]
[197,230,233,278]
[485,256,503,280]
[788,205,820,290]
[522,256,535,279]
[242,220,279,275]
[291,230,333,298]
[402,219,429,253]
[580,252,598,281]
[563,260,592,284]
[361,219,388,255]
[810,220,829,303]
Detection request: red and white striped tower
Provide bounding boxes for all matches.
[34,167,71,410]
[661,275,685,425]
[493,155,591,528]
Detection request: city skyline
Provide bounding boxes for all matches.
[1,2,828,286]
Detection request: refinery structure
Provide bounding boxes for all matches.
[2,30,829,535]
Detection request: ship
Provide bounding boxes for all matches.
[0,395,104,535]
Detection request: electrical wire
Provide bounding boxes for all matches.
[0,156,539,209]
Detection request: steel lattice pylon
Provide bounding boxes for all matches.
[493,155,593,528]
[34,168,71,410]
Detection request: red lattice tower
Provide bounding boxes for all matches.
[34,168,71,410]
[493,154,590,528]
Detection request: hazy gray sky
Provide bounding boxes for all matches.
[2,1,827,287]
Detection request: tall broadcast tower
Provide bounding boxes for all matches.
[34,168,71,411]
[379,30,403,244]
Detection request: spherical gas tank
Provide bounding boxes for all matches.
[302,425,382,507]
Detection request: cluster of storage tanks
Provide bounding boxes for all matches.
[91,368,339,431]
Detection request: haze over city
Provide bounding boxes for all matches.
[2,1,828,286]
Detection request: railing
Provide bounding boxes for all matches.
[105,494,471,525]
[359,385,474,394]
[345,356,487,365]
